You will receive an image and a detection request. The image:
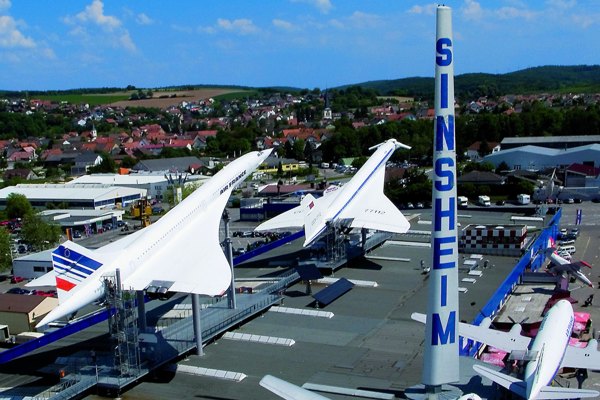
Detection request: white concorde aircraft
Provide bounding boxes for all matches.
[545,247,594,288]
[413,300,600,399]
[31,149,272,328]
[254,138,411,247]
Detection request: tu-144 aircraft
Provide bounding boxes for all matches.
[254,138,412,247]
[545,247,594,288]
[413,300,600,399]
[30,149,272,328]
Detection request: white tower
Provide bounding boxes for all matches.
[423,5,459,392]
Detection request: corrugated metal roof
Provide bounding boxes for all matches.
[501,135,600,144]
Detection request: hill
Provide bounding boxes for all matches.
[338,65,600,100]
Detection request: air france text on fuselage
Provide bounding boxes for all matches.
[220,170,246,195]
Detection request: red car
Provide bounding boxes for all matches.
[10,276,24,284]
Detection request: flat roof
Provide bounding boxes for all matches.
[13,248,54,263]
[68,173,210,186]
[0,184,146,202]
[501,135,600,144]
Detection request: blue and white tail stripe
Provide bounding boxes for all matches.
[52,245,103,285]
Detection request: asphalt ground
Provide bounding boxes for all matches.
[1,204,600,399]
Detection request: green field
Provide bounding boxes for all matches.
[36,93,131,106]
[212,90,256,101]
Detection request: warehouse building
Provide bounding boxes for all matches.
[69,173,209,201]
[483,144,600,170]
[500,135,600,150]
[0,184,146,209]
[12,248,54,280]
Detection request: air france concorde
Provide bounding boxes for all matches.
[31,149,273,328]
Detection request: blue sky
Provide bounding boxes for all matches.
[0,0,598,90]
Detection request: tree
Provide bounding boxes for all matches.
[21,213,61,251]
[0,227,11,273]
[6,193,33,219]
[88,152,116,173]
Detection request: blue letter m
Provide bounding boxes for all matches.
[432,311,456,345]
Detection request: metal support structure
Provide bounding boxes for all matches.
[223,210,236,309]
[136,291,146,332]
[105,268,141,377]
[361,228,368,253]
[191,293,204,356]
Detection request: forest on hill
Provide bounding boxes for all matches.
[342,65,600,100]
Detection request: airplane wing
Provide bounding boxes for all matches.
[347,195,410,233]
[560,339,600,370]
[337,162,409,234]
[472,365,526,398]
[255,194,319,231]
[411,313,531,353]
[536,386,600,399]
[259,375,330,400]
[123,187,232,296]
[26,271,56,287]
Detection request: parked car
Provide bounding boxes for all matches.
[10,276,24,284]
[570,228,580,237]
[496,200,506,206]
[152,206,164,214]
[6,287,31,295]
[73,230,82,238]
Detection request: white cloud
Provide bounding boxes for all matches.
[136,13,154,25]
[0,0,11,11]
[217,18,259,35]
[496,6,537,20]
[571,13,596,28]
[198,25,216,34]
[408,4,437,15]
[73,0,121,31]
[328,18,344,29]
[0,16,35,48]
[64,1,137,52]
[546,0,576,10]
[347,11,381,29]
[272,18,295,31]
[462,0,484,21]
[328,12,381,30]
[290,0,332,14]
[119,32,136,52]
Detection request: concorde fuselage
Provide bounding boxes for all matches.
[38,149,272,327]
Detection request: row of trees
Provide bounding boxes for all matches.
[0,194,62,273]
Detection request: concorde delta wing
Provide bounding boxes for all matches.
[560,339,600,370]
[123,184,232,296]
[347,193,410,233]
[337,161,410,234]
[255,194,318,231]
